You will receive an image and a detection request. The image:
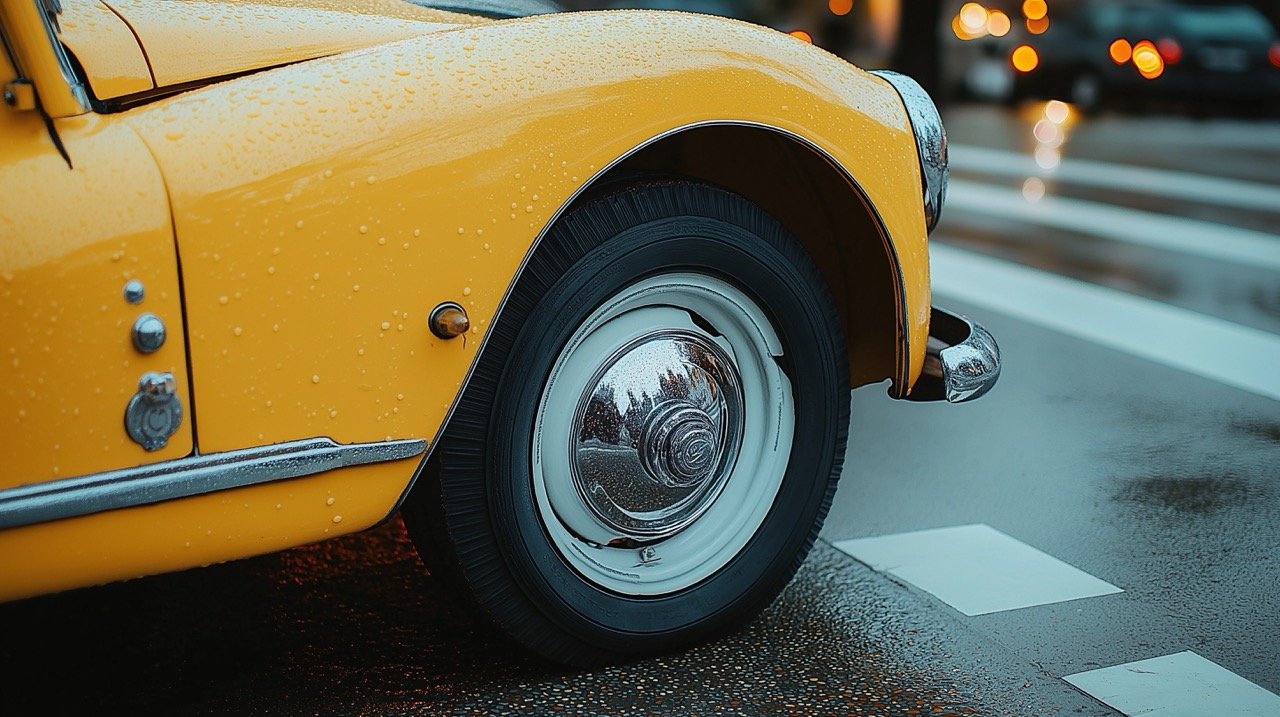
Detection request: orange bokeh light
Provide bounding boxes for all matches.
[1045,99,1071,124]
[789,29,814,43]
[952,14,976,40]
[987,10,1012,37]
[1012,45,1040,72]
[829,0,853,16]
[959,2,989,33]
[1026,16,1050,34]
[1109,38,1133,64]
[1022,0,1048,21]
[1132,40,1164,79]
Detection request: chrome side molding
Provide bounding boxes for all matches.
[0,437,426,530]
[905,307,1001,403]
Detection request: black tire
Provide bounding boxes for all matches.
[402,181,849,665]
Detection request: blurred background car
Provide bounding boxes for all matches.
[1008,0,1280,112]
[603,0,741,17]
[404,0,563,18]
[576,0,1280,115]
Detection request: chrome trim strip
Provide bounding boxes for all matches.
[0,437,427,529]
[906,307,1000,403]
[870,70,948,233]
[390,118,915,516]
[39,0,92,114]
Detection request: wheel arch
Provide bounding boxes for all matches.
[568,122,908,393]
[394,120,910,519]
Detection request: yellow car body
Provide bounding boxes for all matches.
[0,0,956,605]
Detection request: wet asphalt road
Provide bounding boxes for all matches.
[2,105,1278,715]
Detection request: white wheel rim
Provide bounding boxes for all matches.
[532,272,795,596]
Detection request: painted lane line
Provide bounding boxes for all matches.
[950,144,1280,214]
[945,179,1280,271]
[833,524,1121,616]
[930,243,1280,402]
[1065,651,1280,716]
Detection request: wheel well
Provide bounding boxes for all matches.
[574,124,904,390]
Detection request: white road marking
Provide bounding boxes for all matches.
[833,524,1121,616]
[950,144,1280,214]
[930,243,1280,402]
[945,179,1280,271]
[1065,651,1280,716]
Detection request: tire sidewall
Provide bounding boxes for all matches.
[486,203,843,653]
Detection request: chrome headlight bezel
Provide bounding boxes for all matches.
[870,70,949,234]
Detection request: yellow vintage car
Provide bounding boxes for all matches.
[0,0,998,664]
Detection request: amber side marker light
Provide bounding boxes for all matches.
[1012,45,1040,72]
[430,303,470,339]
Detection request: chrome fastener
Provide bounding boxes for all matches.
[123,279,145,304]
[131,313,166,353]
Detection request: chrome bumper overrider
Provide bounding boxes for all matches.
[905,307,1001,403]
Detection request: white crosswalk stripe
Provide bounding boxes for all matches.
[950,144,1280,214]
[930,242,1280,401]
[1065,652,1280,716]
[945,179,1280,271]
[834,524,1121,616]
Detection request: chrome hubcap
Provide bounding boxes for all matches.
[573,331,743,539]
[532,272,794,596]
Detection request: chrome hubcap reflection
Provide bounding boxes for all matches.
[573,331,743,539]
[641,399,719,489]
[532,272,794,596]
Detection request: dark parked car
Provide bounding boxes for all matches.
[406,0,563,18]
[1014,0,1280,111]
[604,0,742,18]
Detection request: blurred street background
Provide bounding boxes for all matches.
[3,1,1277,715]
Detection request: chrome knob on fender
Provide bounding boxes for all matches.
[131,312,166,353]
[123,279,145,304]
[572,330,743,539]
